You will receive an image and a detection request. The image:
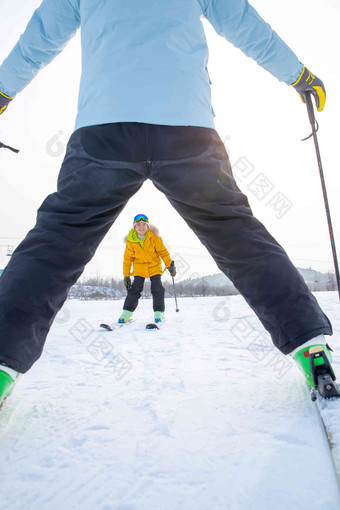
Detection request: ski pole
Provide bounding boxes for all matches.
[304,93,340,302]
[0,141,19,153]
[172,276,179,312]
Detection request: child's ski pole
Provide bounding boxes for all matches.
[172,276,179,312]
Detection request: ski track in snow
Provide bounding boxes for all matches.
[0,292,340,510]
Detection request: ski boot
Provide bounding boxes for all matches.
[0,364,21,408]
[118,310,133,324]
[293,339,340,399]
[154,311,165,324]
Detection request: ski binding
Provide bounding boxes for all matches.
[309,346,340,400]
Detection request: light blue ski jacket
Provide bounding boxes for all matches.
[0,0,303,131]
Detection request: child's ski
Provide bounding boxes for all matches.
[145,319,166,330]
[100,319,134,332]
[145,323,159,330]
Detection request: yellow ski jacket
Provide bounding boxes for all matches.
[123,225,172,279]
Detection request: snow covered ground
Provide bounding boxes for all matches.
[0,292,340,510]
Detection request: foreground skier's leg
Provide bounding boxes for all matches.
[150,124,336,396]
[149,124,332,355]
[0,124,147,376]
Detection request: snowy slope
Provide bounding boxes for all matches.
[0,292,340,510]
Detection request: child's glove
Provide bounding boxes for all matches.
[291,67,326,112]
[168,261,176,277]
[0,91,15,115]
[124,276,131,290]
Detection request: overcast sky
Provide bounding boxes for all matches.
[0,0,339,281]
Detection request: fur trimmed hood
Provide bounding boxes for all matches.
[123,223,159,244]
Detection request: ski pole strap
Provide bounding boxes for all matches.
[0,141,19,153]
[305,93,316,126]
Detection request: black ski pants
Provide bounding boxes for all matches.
[123,275,165,313]
[0,122,332,373]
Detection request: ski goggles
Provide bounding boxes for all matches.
[133,214,149,223]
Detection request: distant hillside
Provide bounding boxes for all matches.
[178,268,336,293]
[65,267,337,300]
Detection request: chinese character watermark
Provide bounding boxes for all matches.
[220,132,294,220]
[230,317,293,380]
[69,318,132,380]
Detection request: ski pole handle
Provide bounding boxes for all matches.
[305,93,316,129]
